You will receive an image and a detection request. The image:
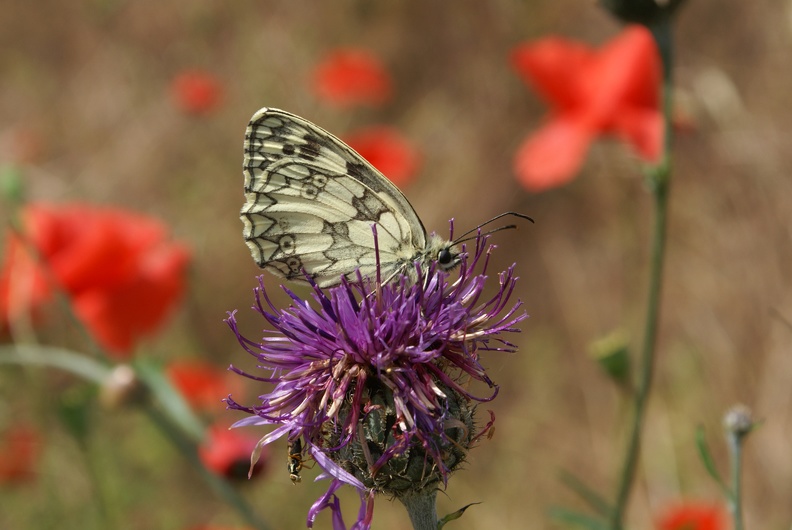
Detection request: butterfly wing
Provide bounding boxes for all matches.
[242,107,427,287]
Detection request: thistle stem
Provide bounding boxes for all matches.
[610,17,674,529]
[400,490,439,530]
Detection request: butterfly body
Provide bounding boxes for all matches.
[242,107,459,287]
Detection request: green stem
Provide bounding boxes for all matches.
[400,490,439,530]
[727,432,744,530]
[143,406,272,530]
[610,17,674,529]
[0,345,112,382]
[0,345,269,530]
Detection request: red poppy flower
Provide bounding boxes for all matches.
[311,48,393,107]
[344,126,421,188]
[656,502,727,530]
[167,360,241,413]
[0,424,39,483]
[510,25,663,192]
[0,203,190,358]
[171,70,224,115]
[198,424,267,480]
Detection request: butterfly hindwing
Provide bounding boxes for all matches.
[242,107,428,287]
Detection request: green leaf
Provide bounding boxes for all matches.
[558,470,613,518]
[695,425,731,496]
[548,507,609,530]
[437,503,480,529]
[588,330,631,388]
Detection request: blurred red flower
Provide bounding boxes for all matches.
[0,424,39,483]
[171,70,224,115]
[510,25,662,192]
[312,48,393,107]
[199,424,267,480]
[345,126,420,188]
[656,502,727,530]
[0,203,190,357]
[167,360,241,413]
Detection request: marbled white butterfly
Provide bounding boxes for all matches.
[241,107,530,287]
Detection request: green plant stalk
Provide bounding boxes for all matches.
[144,405,272,530]
[727,432,745,530]
[0,346,270,530]
[609,17,674,529]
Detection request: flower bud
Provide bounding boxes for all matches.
[100,364,148,409]
[722,404,755,438]
[600,0,686,25]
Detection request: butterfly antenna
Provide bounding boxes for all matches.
[452,212,534,245]
[454,224,518,245]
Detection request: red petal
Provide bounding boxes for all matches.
[199,424,267,480]
[511,38,594,110]
[311,49,392,108]
[0,424,39,483]
[71,242,189,357]
[656,502,727,530]
[167,360,242,412]
[1,203,190,357]
[344,126,421,188]
[513,116,595,192]
[582,25,662,129]
[170,70,224,116]
[612,107,664,162]
[0,235,50,324]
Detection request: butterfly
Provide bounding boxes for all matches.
[241,107,531,287]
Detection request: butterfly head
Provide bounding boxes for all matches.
[419,234,461,276]
[436,245,459,270]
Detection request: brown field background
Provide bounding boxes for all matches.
[1,1,791,529]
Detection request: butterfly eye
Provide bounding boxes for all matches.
[437,248,456,269]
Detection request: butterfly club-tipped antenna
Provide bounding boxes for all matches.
[430,212,534,278]
[451,212,534,246]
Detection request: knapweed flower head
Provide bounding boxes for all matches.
[225,228,524,529]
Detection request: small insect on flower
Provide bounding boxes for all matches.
[240,107,532,286]
[287,437,304,484]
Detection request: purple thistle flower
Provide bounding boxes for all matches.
[225,227,525,529]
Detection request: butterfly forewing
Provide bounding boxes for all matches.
[242,107,429,287]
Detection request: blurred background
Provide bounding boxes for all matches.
[1,1,791,528]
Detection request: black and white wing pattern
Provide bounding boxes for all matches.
[241,107,434,287]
